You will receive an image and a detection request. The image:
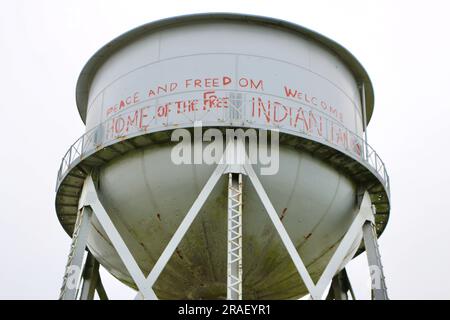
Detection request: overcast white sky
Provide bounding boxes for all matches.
[0,0,449,300]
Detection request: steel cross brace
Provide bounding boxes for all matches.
[80,163,228,300]
[243,163,387,300]
[78,139,248,300]
[76,139,387,300]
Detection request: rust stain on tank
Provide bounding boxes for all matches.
[280,208,288,221]
[176,248,184,260]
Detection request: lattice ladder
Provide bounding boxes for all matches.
[227,173,243,300]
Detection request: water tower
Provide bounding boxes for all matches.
[56,13,390,300]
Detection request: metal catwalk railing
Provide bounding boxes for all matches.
[56,102,390,197]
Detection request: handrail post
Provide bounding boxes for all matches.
[360,83,368,161]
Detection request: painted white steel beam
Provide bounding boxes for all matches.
[142,163,227,290]
[83,176,157,300]
[243,162,320,299]
[76,156,385,300]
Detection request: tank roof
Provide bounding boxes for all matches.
[75,13,375,124]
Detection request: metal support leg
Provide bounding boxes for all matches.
[326,268,355,300]
[313,208,369,298]
[59,206,92,300]
[79,251,100,300]
[327,276,347,300]
[362,208,388,300]
[72,151,387,300]
[96,274,109,300]
[227,173,243,300]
